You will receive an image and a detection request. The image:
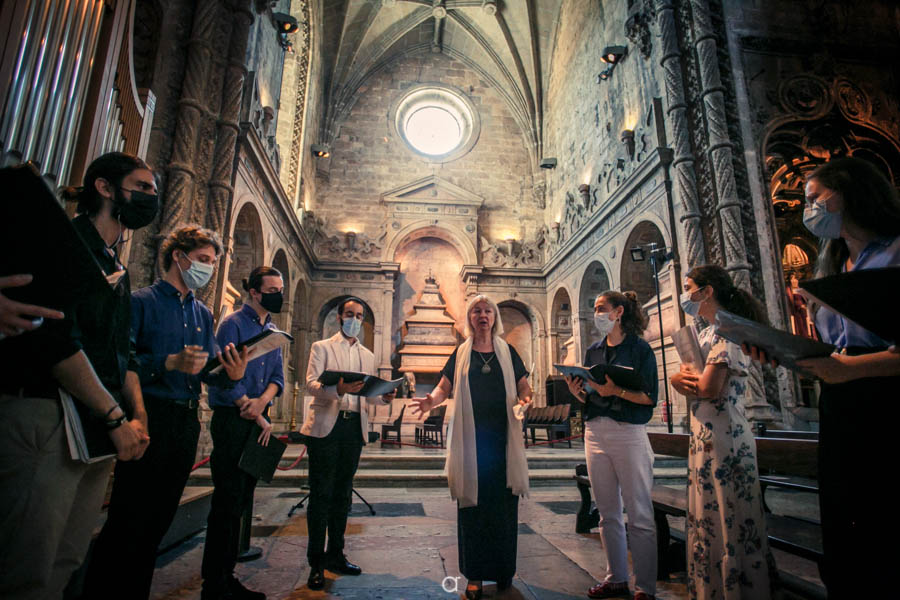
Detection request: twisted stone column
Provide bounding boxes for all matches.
[203,0,254,306]
[656,0,706,270]
[161,0,221,233]
[690,0,750,289]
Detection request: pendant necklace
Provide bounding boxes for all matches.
[475,350,495,374]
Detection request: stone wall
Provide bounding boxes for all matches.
[312,50,540,249]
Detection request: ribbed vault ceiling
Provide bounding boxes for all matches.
[317,0,563,164]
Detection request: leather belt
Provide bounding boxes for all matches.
[339,410,360,420]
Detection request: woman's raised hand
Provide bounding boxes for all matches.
[409,393,435,417]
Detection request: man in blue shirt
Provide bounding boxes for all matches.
[84,225,249,600]
[201,266,285,600]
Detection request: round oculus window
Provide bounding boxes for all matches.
[404,106,462,156]
[391,84,480,163]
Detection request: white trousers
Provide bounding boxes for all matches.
[584,416,657,595]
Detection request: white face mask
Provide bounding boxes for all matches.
[593,312,616,337]
[341,316,362,338]
[176,252,214,290]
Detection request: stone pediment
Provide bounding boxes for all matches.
[381,175,483,207]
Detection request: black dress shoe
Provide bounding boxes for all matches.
[307,566,325,590]
[325,554,362,575]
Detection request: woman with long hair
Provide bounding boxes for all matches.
[411,294,531,599]
[565,290,658,600]
[670,265,773,599]
[748,156,900,596]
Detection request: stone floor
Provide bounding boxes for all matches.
[150,484,821,600]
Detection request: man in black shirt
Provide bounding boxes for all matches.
[0,155,155,599]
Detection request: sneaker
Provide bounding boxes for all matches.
[587,580,630,599]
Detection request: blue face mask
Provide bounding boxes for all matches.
[680,288,705,317]
[803,200,842,239]
[177,252,214,290]
[341,316,362,338]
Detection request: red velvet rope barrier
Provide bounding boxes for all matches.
[275,446,306,470]
[191,456,211,471]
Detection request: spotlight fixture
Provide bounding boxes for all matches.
[310,143,331,158]
[597,45,627,83]
[600,45,627,65]
[539,157,558,169]
[273,12,299,34]
[630,246,645,262]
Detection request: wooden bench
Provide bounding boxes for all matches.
[522,404,571,447]
[574,431,823,595]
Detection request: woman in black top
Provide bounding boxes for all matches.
[565,291,658,600]
[411,294,532,600]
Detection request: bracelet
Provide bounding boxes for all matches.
[619,387,626,398]
[104,414,127,430]
[103,403,121,419]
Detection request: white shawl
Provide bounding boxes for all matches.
[444,336,530,508]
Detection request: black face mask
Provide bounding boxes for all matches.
[259,291,283,314]
[114,187,158,230]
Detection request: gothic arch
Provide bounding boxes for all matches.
[386,221,478,265]
[620,221,666,306]
[578,260,612,351]
[228,202,265,304]
[549,286,574,365]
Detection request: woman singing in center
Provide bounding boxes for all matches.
[411,294,532,600]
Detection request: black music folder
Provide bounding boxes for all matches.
[714,309,835,370]
[317,370,404,397]
[0,164,111,311]
[238,424,287,483]
[200,328,293,376]
[554,363,647,392]
[800,267,900,344]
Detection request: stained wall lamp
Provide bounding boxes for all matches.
[310,144,330,158]
[621,129,635,160]
[273,12,299,51]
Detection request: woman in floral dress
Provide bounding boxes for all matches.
[670,265,774,599]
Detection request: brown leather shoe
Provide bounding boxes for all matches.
[586,580,630,599]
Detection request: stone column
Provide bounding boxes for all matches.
[160,1,222,233]
[690,0,774,423]
[656,0,706,270]
[205,1,254,307]
[690,0,751,288]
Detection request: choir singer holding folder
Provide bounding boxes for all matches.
[564,291,658,600]
[201,266,286,600]
[301,297,394,590]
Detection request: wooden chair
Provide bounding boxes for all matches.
[380,404,406,448]
[416,405,447,447]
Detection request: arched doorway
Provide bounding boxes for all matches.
[578,261,611,353]
[620,221,666,305]
[550,287,573,366]
[318,296,376,353]
[271,250,291,332]
[229,203,265,308]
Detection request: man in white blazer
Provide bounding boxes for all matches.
[301,297,393,590]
